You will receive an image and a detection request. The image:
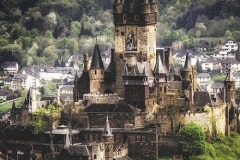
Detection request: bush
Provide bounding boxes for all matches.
[178,122,206,157]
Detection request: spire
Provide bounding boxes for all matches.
[184,51,191,69]
[90,43,104,70]
[74,71,79,86]
[122,63,129,76]
[154,52,166,74]
[225,68,234,81]
[83,52,89,71]
[103,112,113,137]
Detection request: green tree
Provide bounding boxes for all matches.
[178,122,206,157]
[196,59,202,73]
[33,104,60,159]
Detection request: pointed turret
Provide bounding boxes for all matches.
[184,51,192,69]
[90,44,104,70]
[154,52,166,74]
[102,113,113,137]
[74,71,79,86]
[89,43,105,94]
[102,113,114,160]
[180,51,193,81]
[83,52,89,71]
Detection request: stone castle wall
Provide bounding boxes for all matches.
[157,105,227,135]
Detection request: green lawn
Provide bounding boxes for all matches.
[0,98,24,113]
[209,74,226,84]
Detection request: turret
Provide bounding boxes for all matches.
[141,0,150,14]
[83,52,89,71]
[113,0,123,14]
[89,43,105,94]
[180,52,193,81]
[224,68,235,104]
[102,113,114,160]
[150,0,158,13]
[154,52,166,83]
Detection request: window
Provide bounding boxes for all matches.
[135,14,139,21]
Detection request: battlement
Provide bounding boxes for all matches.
[83,93,123,104]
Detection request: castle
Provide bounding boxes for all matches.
[1,0,238,160]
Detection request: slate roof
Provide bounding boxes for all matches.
[90,44,104,70]
[193,91,212,106]
[211,82,224,89]
[202,58,221,64]
[221,58,240,64]
[0,90,14,97]
[195,40,209,48]
[2,61,18,67]
[197,73,211,78]
[123,62,154,77]
[68,145,91,156]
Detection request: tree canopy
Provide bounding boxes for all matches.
[178,122,206,157]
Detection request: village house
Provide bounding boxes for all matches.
[221,58,240,73]
[222,40,238,52]
[173,49,206,66]
[4,73,41,90]
[2,62,18,75]
[197,73,211,85]
[201,58,221,72]
[195,40,209,52]
[212,49,236,60]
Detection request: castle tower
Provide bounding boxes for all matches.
[180,52,193,81]
[89,43,105,94]
[102,114,114,160]
[224,68,235,104]
[113,0,158,96]
[154,51,167,102]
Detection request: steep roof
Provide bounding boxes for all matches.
[154,52,167,74]
[193,91,212,107]
[90,44,104,70]
[183,51,192,69]
[197,73,211,78]
[103,113,113,137]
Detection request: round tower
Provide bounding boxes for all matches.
[89,43,105,94]
[180,52,193,81]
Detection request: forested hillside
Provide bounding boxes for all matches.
[0,0,239,70]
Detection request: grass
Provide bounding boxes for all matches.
[189,134,240,160]
[0,98,24,113]
[209,74,226,84]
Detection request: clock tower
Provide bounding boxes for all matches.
[113,0,158,96]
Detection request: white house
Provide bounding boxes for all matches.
[2,62,18,75]
[4,73,41,90]
[220,58,240,73]
[197,73,211,85]
[222,40,238,52]
[201,58,221,72]
[212,49,236,60]
[173,50,206,66]
[233,72,240,86]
